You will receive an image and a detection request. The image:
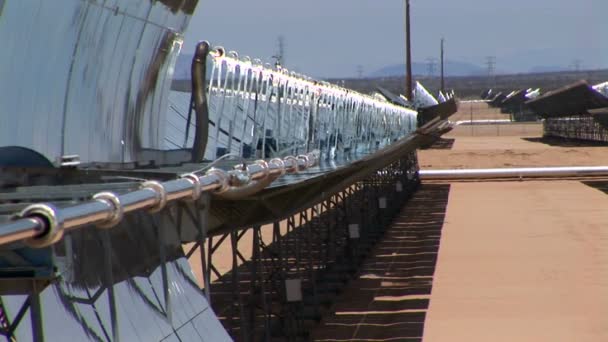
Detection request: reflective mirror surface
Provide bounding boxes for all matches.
[1,210,230,341]
[0,1,193,164]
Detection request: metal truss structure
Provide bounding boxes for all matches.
[544,116,608,143]
[185,152,420,341]
[527,80,608,143]
[0,151,420,341]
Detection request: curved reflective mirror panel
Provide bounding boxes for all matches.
[0,1,194,164]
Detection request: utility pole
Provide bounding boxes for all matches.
[404,0,413,100]
[440,38,445,93]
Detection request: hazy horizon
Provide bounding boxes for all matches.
[182,1,607,78]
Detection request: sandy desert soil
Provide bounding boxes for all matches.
[450,101,509,121]
[422,181,608,341]
[419,135,608,169]
[447,123,542,137]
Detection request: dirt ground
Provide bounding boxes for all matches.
[421,101,608,169]
[447,123,542,137]
[450,101,507,121]
[422,181,608,341]
[419,130,608,169]
[420,105,608,341]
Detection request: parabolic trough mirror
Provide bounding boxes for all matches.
[0,1,459,341]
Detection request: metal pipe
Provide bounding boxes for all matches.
[0,151,319,248]
[61,201,114,230]
[453,119,515,126]
[119,189,159,213]
[0,217,45,245]
[191,41,211,162]
[419,166,608,180]
[216,176,278,200]
[163,178,200,202]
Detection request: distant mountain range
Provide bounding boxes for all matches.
[172,50,600,80]
[172,54,488,80]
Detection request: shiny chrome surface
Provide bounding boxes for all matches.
[420,166,608,180]
[61,200,114,230]
[0,0,193,164]
[168,45,419,162]
[0,217,44,245]
[0,151,319,248]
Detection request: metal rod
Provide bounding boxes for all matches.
[30,284,44,342]
[0,218,45,245]
[419,166,608,180]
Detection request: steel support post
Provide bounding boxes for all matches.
[247,225,272,341]
[207,233,228,282]
[323,199,335,269]
[157,212,173,324]
[303,211,319,318]
[230,230,248,341]
[248,226,259,341]
[29,282,44,342]
[196,195,212,303]
[102,232,120,342]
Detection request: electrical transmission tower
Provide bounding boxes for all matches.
[356,65,364,79]
[425,57,437,77]
[273,35,286,67]
[485,56,496,87]
[570,59,582,72]
[485,56,496,77]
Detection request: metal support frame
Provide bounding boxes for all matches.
[2,151,421,341]
[183,151,420,341]
[544,116,608,143]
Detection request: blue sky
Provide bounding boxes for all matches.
[183,0,607,78]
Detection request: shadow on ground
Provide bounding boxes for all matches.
[310,184,451,342]
[582,180,608,194]
[522,137,608,147]
[420,138,455,150]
